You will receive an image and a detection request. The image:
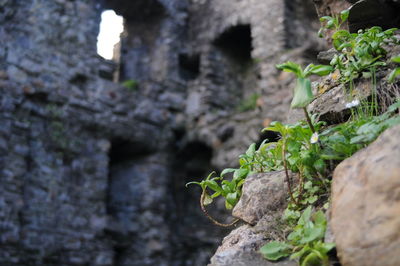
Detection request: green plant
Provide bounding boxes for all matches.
[389,55,400,83]
[318,9,349,38]
[261,207,335,266]
[122,79,138,91]
[276,62,332,132]
[237,93,260,112]
[330,27,398,85]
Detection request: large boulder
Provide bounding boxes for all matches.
[331,124,400,266]
[232,171,294,225]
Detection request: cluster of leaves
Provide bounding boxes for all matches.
[122,79,138,91]
[187,8,400,264]
[330,26,398,84]
[186,144,258,210]
[318,9,349,37]
[261,207,335,266]
[319,8,399,85]
[276,62,332,109]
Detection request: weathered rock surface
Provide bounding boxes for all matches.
[331,124,400,266]
[233,171,292,225]
[208,225,296,266]
[0,0,325,265]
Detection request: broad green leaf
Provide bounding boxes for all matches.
[307,65,333,77]
[387,100,400,113]
[388,67,400,83]
[236,179,246,189]
[210,191,221,198]
[307,195,318,204]
[300,251,324,266]
[205,180,223,193]
[220,168,236,177]
[299,206,313,226]
[226,192,238,206]
[301,226,325,243]
[319,16,332,22]
[276,61,303,77]
[260,241,291,261]
[391,56,400,64]
[340,9,349,23]
[313,211,326,226]
[291,78,313,108]
[233,168,249,180]
[246,143,256,157]
[225,201,233,210]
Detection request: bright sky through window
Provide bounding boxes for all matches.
[97,10,124,60]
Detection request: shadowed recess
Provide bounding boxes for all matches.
[213,24,253,65]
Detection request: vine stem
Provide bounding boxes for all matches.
[303,107,315,133]
[282,141,297,205]
[200,189,239,227]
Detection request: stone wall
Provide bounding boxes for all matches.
[0,0,323,265]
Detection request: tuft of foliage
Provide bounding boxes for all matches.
[318,9,349,38]
[122,79,138,91]
[276,62,332,109]
[237,93,260,112]
[187,7,400,264]
[261,207,335,266]
[330,27,398,84]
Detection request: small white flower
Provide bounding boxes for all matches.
[345,99,360,108]
[310,132,319,144]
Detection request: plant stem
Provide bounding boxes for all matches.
[200,189,239,227]
[303,107,315,133]
[282,141,297,205]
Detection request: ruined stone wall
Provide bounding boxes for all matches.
[0,0,323,265]
[184,0,325,168]
[0,0,180,265]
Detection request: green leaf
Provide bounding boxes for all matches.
[226,192,238,206]
[260,241,291,261]
[340,9,349,23]
[205,180,223,193]
[233,168,249,180]
[391,56,400,64]
[246,143,256,157]
[220,168,236,177]
[225,201,233,210]
[301,251,324,266]
[313,211,326,226]
[291,78,313,108]
[301,226,325,243]
[276,61,303,77]
[388,67,400,83]
[387,100,400,113]
[299,206,313,226]
[307,65,333,77]
[319,16,332,22]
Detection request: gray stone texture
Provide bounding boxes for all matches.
[232,171,294,225]
[331,125,400,266]
[208,225,296,266]
[0,0,323,265]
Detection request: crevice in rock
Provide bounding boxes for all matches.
[255,130,281,149]
[169,140,230,265]
[179,53,200,81]
[213,25,253,66]
[104,0,166,23]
